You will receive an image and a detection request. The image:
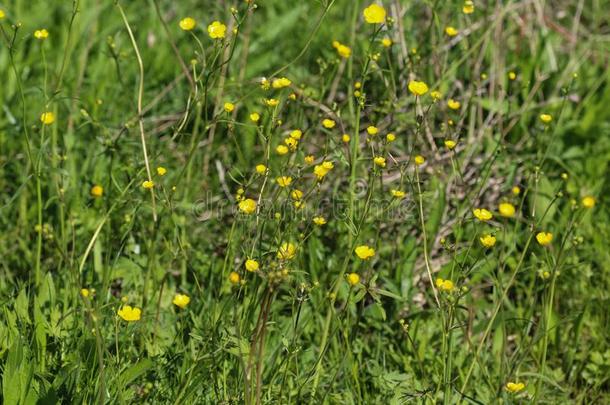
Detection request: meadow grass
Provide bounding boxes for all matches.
[0,0,609,403]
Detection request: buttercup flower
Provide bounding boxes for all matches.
[408,80,429,96]
[142,180,154,189]
[498,202,516,218]
[381,37,392,47]
[255,164,267,174]
[272,77,292,89]
[367,126,379,135]
[277,242,296,260]
[347,273,361,286]
[536,232,553,246]
[290,129,302,140]
[332,41,351,58]
[291,189,303,200]
[229,271,241,284]
[265,98,279,107]
[508,71,517,80]
[313,216,327,226]
[374,156,386,168]
[431,90,442,100]
[250,112,260,122]
[118,305,141,322]
[207,21,226,39]
[276,145,289,155]
[363,3,386,24]
[245,259,259,272]
[463,0,475,14]
[157,166,167,176]
[80,288,90,298]
[276,176,292,187]
[91,185,103,198]
[314,161,334,180]
[179,17,196,31]
[581,196,595,208]
[445,26,458,37]
[512,186,521,195]
[444,140,457,149]
[172,293,190,309]
[386,133,396,142]
[447,99,461,110]
[480,234,496,248]
[414,155,425,166]
[238,198,257,214]
[355,245,375,260]
[435,278,454,292]
[473,208,493,221]
[322,119,336,129]
[539,113,552,123]
[224,102,235,113]
[34,29,49,39]
[304,155,315,164]
[391,189,405,198]
[505,382,525,393]
[41,112,55,125]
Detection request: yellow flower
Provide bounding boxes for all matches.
[473,208,493,221]
[480,234,496,248]
[498,202,516,218]
[224,102,235,113]
[313,161,334,180]
[284,137,298,151]
[238,198,257,214]
[80,288,90,298]
[0,10,5,19]
[408,81,429,96]
[249,112,260,122]
[276,145,289,155]
[304,155,315,164]
[265,98,279,107]
[367,126,379,135]
[290,129,302,140]
[117,305,141,322]
[342,134,351,143]
[332,41,352,58]
[34,29,49,40]
[347,273,361,286]
[207,21,226,39]
[414,155,425,166]
[381,37,392,47]
[508,71,516,80]
[536,232,553,246]
[40,112,55,125]
[581,196,595,208]
[255,164,267,174]
[313,216,327,226]
[355,245,375,260]
[142,180,155,189]
[276,176,292,187]
[291,189,303,200]
[539,113,552,123]
[277,242,296,260]
[445,26,458,37]
[431,90,442,101]
[374,156,386,168]
[322,118,336,129]
[245,259,259,272]
[512,186,521,195]
[90,185,103,198]
[435,278,454,292]
[179,17,196,31]
[444,140,457,149]
[505,382,525,393]
[272,77,292,89]
[462,0,475,14]
[447,99,461,110]
[386,133,396,142]
[157,166,167,176]
[391,189,405,198]
[172,293,190,309]
[229,271,241,284]
[363,3,386,24]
